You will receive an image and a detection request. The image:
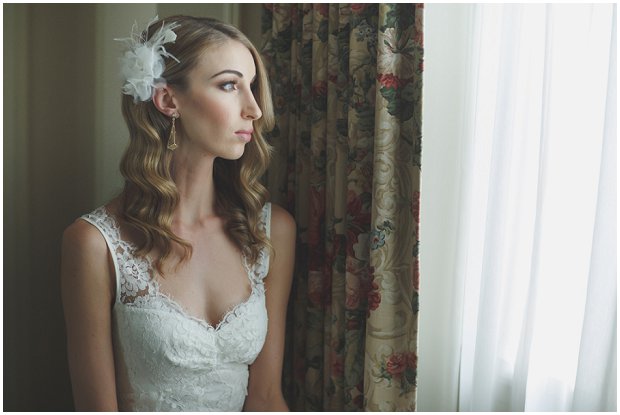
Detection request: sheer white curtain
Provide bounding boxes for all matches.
[419,4,616,411]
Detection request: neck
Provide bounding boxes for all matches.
[170,150,218,226]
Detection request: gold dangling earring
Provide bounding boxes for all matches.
[167,114,178,150]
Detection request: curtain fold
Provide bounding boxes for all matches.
[571,8,617,410]
[261,4,423,411]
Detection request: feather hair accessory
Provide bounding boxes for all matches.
[115,16,181,102]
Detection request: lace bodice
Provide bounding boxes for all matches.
[80,204,271,411]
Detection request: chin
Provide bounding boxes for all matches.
[220,148,246,161]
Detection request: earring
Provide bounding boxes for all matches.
[167,114,178,150]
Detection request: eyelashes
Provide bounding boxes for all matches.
[219,80,238,92]
[218,80,258,93]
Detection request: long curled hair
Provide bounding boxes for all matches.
[118,15,274,275]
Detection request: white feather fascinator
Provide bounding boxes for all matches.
[115,16,181,102]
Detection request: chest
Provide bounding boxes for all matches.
[152,228,253,328]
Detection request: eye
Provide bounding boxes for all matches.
[219,80,238,92]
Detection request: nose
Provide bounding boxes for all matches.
[243,92,262,121]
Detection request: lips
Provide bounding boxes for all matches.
[235,129,253,143]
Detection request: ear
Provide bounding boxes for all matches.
[152,86,179,117]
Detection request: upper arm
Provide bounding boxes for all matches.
[60,219,118,411]
[245,204,296,409]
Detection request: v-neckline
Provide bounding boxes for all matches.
[147,252,257,331]
[153,281,257,331]
[101,206,258,331]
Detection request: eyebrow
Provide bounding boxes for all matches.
[209,69,257,82]
[210,69,242,79]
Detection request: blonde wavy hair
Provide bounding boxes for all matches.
[118,15,274,275]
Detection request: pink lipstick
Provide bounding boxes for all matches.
[235,130,253,143]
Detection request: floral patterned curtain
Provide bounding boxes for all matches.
[261,4,423,411]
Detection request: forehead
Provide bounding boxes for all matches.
[194,39,257,78]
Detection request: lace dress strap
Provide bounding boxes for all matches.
[264,202,272,266]
[260,203,272,277]
[80,207,122,304]
[264,202,272,237]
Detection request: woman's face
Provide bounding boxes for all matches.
[173,39,261,160]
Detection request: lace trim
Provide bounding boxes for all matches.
[155,282,265,331]
[82,205,271,331]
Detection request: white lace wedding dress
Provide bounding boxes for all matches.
[80,203,271,411]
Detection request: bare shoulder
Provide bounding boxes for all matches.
[269,203,296,243]
[266,203,295,282]
[62,196,120,255]
[61,217,114,302]
[63,218,107,252]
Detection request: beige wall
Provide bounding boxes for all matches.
[3,4,265,410]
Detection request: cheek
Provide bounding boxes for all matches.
[189,95,232,128]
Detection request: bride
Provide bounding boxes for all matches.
[60,15,295,411]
